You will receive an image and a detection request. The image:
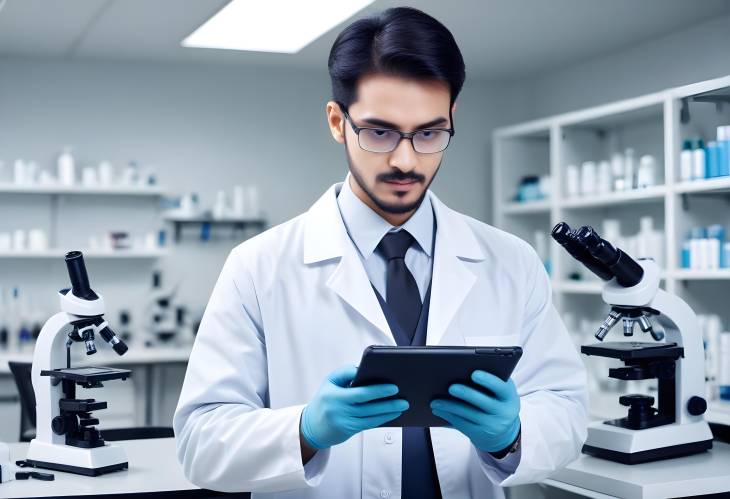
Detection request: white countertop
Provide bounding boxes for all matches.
[0,437,236,498]
[0,346,192,375]
[544,441,730,499]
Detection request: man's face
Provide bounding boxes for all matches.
[327,74,453,217]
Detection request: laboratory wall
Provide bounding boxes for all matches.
[507,12,730,121]
[0,56,515,323]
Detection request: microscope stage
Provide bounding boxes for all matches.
[40,366,132,383]
[581,342,683,360]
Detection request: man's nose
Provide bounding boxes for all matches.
[388,137,419,171]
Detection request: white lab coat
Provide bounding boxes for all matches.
[173,183,588,499]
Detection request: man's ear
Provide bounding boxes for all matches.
[326,101,345,144]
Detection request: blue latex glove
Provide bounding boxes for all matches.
[430,370,520,453]
[301,365,409,450]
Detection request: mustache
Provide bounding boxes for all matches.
[377,171,425,183]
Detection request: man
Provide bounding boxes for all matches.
[174,7,587,499]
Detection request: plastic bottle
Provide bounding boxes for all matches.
[706,141,721,178]
[58,147,75,186]
[680,139,693,182]
[580,161,596,196]
[565,165,580,197]
[717,126,730,177]
[13,159,26,185]
[723,242,730,269]
[597,160,612,194]
[692,139,706,180]
[637,155,656,188]
[681,240,691,269]
[611,153,625,191]
[624,148,635,190]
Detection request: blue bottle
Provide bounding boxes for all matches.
[681,240,691,269]
[719,126,730,177]
[706,141,721,178]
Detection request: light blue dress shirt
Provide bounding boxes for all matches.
[336,175,435,302]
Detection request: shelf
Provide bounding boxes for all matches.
[163,213,267,242]
[501,200,551,214]
[561,185,667,209]
[674,176,730,195]
[163,214,266,224]
[0,249,168,259]
[672,269,730,280]
[0,183,167,196]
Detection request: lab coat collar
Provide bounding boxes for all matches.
[303,182,485,345]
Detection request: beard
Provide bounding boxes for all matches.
[344,136,441,215]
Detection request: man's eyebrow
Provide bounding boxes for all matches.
[360,116,449,130]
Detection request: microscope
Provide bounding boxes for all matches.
[26,251,132,476]
[552,223,713,464]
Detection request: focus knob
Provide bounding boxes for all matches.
[51,416,67,435]
[687,396,707,416]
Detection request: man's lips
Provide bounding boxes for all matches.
[384,179,419,185]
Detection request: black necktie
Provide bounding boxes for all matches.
[377,230,422,342]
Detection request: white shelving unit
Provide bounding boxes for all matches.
[0,183,166,196]
[493,74,730,424]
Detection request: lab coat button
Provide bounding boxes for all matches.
[380,489,391,498]
[384,432,393,444]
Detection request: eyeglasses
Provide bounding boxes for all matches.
[339,104,454,154]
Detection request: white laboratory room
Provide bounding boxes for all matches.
[1,1,730,498]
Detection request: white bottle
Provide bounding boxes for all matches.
[637,155,656,188]
[98,161,113,187]
[680,140,693,182]
[57,147,75,186]
[624,148,635,190]
[246,185,260,217]
[597,160,612,194]
[611,153,625,191]
[565,164,580,198]
[213,190,228,219]
[692,140,706,180]
[580,161,597,196]
[233,185,246,217]
[13,159,26,185]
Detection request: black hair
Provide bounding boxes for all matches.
[328,6,465,109]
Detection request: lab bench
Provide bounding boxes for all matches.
[0,437,249,498]
[0,347,192,442]
[542,441,730,499]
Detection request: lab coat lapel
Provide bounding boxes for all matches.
[303,184,394,345]
[426,192,486,346]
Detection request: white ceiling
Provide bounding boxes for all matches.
[1,0,729,81]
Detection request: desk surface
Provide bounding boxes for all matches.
[0,437,238,498]
[544,441,730,499]
[0,347,192,375]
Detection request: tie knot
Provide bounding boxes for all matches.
[378,230,415,260]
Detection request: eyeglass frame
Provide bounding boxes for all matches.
[336,101,455,154]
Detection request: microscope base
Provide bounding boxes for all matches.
[26,439,128,476]
[582,419,713,464]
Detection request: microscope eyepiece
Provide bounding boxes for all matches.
[65,251,99,301]
[551,223,615,281]
[575,226,644,287]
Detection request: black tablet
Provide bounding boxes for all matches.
[351,345,522,427]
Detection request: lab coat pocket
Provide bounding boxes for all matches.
[463,333,521,347]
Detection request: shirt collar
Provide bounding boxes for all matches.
[336,173,434,260]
